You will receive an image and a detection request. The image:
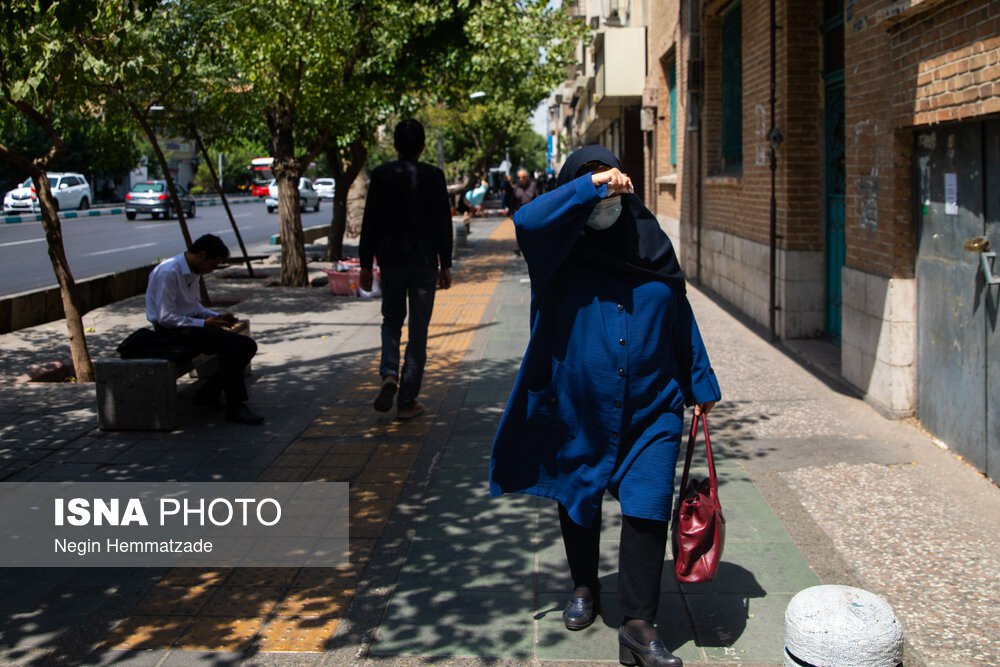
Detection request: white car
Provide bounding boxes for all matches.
[265,178,320,214]
[313,178,336,200]
[3,173,92,214]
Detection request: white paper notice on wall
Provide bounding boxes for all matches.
[944,173,958,216]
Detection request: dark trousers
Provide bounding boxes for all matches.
[559,503,669,622]
[378,265,438,408]
[160,325,257,405]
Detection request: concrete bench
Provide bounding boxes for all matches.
[95,321,250,431]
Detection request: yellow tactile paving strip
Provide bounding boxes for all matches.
[101,220,518,654]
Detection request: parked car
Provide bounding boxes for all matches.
[313,178,336,200]
[3,173,92,214]
[265,178,320,213]
[124,181,196,221]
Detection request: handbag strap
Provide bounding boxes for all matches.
[678,412,718,496]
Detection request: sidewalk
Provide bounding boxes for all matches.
[0,218,996,666]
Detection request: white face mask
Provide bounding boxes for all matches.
[586,195,623,230]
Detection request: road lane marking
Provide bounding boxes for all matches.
[0,238,46,248]
[84,242,157,256]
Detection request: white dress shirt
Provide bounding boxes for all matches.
[145,253,219,328]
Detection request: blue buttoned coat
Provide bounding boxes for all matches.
[489,175,721,527]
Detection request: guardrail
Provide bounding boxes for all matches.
[0,223,330,334]
[2,195,261,225]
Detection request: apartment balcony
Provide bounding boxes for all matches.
[592,26,646,112]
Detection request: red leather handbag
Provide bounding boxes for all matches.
[671,412,725,583]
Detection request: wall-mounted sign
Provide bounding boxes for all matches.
[944,173,958,216]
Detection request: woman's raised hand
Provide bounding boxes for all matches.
[591,168,634,195]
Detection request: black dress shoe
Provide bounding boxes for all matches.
[225,404,265,425]
[618,625,683,667]
[562,591,600,631]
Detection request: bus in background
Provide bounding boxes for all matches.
[249,157,274,197]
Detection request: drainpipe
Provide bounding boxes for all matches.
[687,0,704,284]
[767,0,784,340]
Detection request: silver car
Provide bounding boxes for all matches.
[3,173,92,214]
[124,181,196,220]
[266,178,320,213]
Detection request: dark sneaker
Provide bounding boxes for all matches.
[396,401,426,420]
[374,378,398,412]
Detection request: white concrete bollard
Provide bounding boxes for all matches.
[784,585,903,667]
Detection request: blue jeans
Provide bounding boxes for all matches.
[379,265,438,408]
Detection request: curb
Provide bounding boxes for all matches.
[2,196,260,224]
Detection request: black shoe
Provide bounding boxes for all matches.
[618,625,682,667]
[225,404,265,425]
[562,589,600,631]
[374,378,397,412]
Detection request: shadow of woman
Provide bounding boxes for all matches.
[581,561,767,653]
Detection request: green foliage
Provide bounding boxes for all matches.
[413,0,585,181]
[192,138,270,193]
[511,128,548,174]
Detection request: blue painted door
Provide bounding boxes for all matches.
[823,0,845,343]
[824,76,845,343]
[916,120,998,482]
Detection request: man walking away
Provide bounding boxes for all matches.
[359,119,453,420]
[145,234,263,425]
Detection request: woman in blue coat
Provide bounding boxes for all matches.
[489,146,720,667]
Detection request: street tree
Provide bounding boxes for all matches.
[0,0,157,382]
[84,1,214,254]
[317,0,581,260]
[219,0,486,281]
[440,0,584,185]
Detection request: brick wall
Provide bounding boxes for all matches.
[845,0,1000,278]
[694,0,823,242]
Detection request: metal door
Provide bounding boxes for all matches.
[915,121,996,480]
[984,120,1000,482]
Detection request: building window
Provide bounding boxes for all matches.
[668,59,678,168]
[721,1,743,171]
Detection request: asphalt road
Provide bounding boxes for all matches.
[0,201,329,297]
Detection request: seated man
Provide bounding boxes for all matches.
[145,234,263,425]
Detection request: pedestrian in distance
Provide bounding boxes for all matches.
[505,167,540,216]
[359,119,453,421]
[462,176,489,233]
[489,145,721,667]
[145,234,263,425]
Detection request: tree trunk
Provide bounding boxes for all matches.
[33,172,95,382]
[270,112,308,286]
[326,139,367,261]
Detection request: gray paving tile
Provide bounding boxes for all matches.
[395,536,534,591]
[82,649,167,666]
[373,589,534,659]
[534,593,701,664]
[686,592,792,664]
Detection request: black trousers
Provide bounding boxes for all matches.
[159,325,257,405]
[559,503,669,622]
